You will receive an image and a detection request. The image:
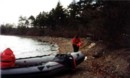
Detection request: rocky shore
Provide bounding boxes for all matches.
[32,36,130,78]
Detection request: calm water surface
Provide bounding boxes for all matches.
[0,35,58,58]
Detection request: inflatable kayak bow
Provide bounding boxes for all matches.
[1,51,85,78]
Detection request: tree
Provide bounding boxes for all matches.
[28,15,35,27]
[33,11,48,29]
[46,2,68,29]
[52,2,67,25]
[66,0,81,29]
[68,0,78,19]
[25,20,29,28]
[0,23,15,35]
[18,16,29,28]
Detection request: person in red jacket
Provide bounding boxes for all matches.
[71,35,81,52]
[0,48,16,69]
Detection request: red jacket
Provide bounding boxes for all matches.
[72,38,81,47]
[0,48,15,68]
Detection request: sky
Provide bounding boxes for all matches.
[0,0,79,25]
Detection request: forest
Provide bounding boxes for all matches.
[1,0,130,48]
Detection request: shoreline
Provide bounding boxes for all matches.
[2,35,129,78]
[31,36,130,78]
[30,36,93,54]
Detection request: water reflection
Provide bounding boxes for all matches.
[0,35,58,58]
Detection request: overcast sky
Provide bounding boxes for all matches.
[0,0,79,25]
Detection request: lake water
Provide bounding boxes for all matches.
[0,35,58,58]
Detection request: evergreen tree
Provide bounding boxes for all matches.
[28,15,35,27]
[47,2,68,29]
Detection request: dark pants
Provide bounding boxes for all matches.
[72,44,79,52]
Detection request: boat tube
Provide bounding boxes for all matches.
[1,51,85,78]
